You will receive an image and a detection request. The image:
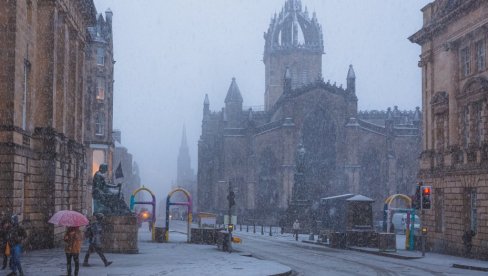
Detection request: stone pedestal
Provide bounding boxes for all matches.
[102,215,139,254]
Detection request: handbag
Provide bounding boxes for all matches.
[5,242,10,256]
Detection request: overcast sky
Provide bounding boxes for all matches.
[92,0,430,198]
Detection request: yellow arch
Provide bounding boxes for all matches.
[168,187,191,200]
[385,194,412,207]
[132,186,155,197]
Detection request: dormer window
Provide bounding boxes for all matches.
[97,47,105,65]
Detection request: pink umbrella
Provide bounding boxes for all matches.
[48,210,89,227]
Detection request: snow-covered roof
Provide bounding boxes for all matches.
[346,194,374,202]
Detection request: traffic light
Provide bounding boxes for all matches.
[227,191,235,208]
[421,186,432,210]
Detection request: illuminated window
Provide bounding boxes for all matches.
[92,150,105,176]
[461,47,471,76]
[476,40,485,71]
[96,78,105,101]
[97,47,105,65]
[95,113,105,136]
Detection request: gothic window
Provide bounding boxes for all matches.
[257,148,279,216]
[96,77,105,101]
[301,70,308,85]
[95,113,105,136]
[97,47,105,65]
[475,40,486,72]
[461,47,471,77]
[434,188,444,233]
[291,67,298,88]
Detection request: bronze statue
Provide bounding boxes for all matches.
[92,164,130,215]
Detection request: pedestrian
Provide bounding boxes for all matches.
[7,215,26,276]
[462,230,476,256]
[83,213,112,267]
[64,227,82,276]
[292,219,300,241]
[1,218,12,270]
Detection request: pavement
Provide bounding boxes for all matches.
[2,224,291,276]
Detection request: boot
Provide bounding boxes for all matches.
[104,261,113,267]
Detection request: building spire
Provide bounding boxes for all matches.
[180,125,188,151]
[224,77,243,104]
[347,64,356,93]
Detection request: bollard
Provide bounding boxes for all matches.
[253,223,256,234]
[261,225,264,235]
[247,224,249,232]
[269,225,272,236]
[240,224,242,231]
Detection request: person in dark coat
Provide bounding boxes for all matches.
[82,214,112,267]
[7,215,26,276]
[1,218,12,270]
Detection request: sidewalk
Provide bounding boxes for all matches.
[8,229,291,276]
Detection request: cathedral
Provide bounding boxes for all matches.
[197,0,421,223]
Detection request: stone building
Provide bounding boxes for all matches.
[197,0,421,223]
[84,9,115,209]
[0,0,97,248]
[113,130,142,207]
[410,0,488,257]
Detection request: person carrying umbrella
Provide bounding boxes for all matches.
[48,210,90,275]
[64,227,82,276]
[83,213,112,267]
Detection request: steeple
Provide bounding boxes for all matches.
[224,77,243,104]
[203,94,210,118]
[177,125,193,186]
[224,78,243,127]
[347,64,356,93]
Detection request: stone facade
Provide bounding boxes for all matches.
[0,0,97,248]
[84,9,115,215]
[113,130,142,207]
[198,0,421,224]
[410,0,488,258]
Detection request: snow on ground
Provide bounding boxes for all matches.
[15,226,290,276]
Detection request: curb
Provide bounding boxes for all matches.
[269,269,294,276]
[302,240,423,260]
[452,263,488,272]
[348,247,423,260]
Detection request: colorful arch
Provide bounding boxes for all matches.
[130,186,157,239]
[383,193,416,250]
[165,187,193,242]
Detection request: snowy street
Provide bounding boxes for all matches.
[233,228,487,276]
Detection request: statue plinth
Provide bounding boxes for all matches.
[102,215,139,254]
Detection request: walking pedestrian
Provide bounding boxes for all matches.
[64,227,82,276]
[1,218,12,270]
[292,219,300,241]
[83,213,112,267]
[7,215,26,276]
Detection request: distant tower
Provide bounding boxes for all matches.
[263,0,324,111]
[176,125,194,186]
[224,77,243,127]
[347,64,356,94]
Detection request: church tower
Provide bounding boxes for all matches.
[263,0,324,111]
[176,125,194,186]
